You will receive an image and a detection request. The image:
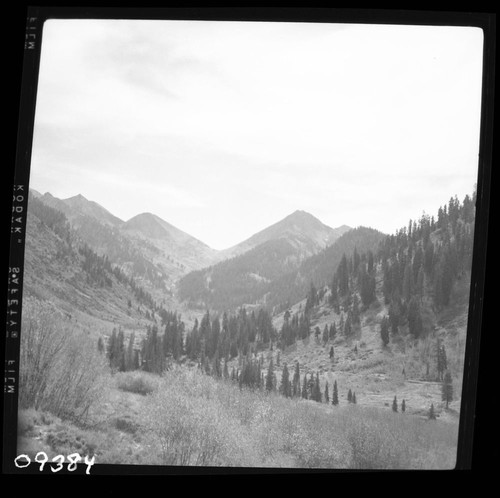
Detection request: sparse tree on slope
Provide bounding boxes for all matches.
[97,336,104,354]
[380,316,390,347]
[280,363,291,398]
[301,374,308,399]
[332,380,339,406]
[428,403,436,420]
[265,357,274,392]
[292,362,301,397]
[312,373,321,402]
[322,324,329,345]
[392,395,398,412]
[442,371,453,409]
[407,296,423,339]
[437,342,448,382]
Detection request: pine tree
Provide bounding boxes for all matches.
[301,374,308,399]
[352,392,357,404]
[280,363,291,398]
[347,389,352,403]
[314,326,321,343]
[442,371,453,409]
[428,403,436,420]
[97,336,105,354]
[332,380,339,405]
[338,254,350,296]
[407,296,423,338]
[401,399,406,413]
[265,358,274,392]
[329,346,334,361]
[292,362,301,397]
[380,316,390,347]
[388,298,401,335]
[437,341,448,381]
[344,312,353,337]
[329,322,337,341]
[324,381,330,404]
[402,262,413,302]
[125,332,136,371]
[312,373,321,402]
[107,328,117,368]
[322,324,329,345]
[352,294,361,325]
[416,266,425,297]
[392,395,398,412]
[367,250,374,275]
[117,328,126,372]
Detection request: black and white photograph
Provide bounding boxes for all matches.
[4,9,495,474]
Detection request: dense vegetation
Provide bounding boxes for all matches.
[178,226,385,312]
[178,238,302,310]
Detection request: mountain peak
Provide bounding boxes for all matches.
[64,193,87,202]
[285,209,323,224]
[220,210,349,260]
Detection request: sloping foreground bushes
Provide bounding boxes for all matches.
[142,367,459,469]
[19,298,109,421]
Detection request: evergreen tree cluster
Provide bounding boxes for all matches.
[185,307,277,365]
[105,327,140,373]
[329,248,377,310]
[102,310,184,375]
[79,244,113,288]
[110,265,158,312]
[278,309,311,347]
[379,192,475,338]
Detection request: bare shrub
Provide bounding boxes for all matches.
[115,371,158,395]
[143,367,259,467]
[139,366,458,470]
[19,298,109,421]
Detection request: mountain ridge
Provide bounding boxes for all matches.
[29,189,351,264]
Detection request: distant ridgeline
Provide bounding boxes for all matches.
[28,192,169,291]
[99,190,476,401]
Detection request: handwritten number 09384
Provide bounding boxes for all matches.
[14,452,95,474]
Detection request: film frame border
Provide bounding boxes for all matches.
[2,6,496,475]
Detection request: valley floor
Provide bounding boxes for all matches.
[17,365,460,471]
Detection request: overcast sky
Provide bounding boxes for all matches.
[29,19,483,250]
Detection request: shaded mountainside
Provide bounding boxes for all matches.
[177,226,385,312]
[178,238,303,311]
